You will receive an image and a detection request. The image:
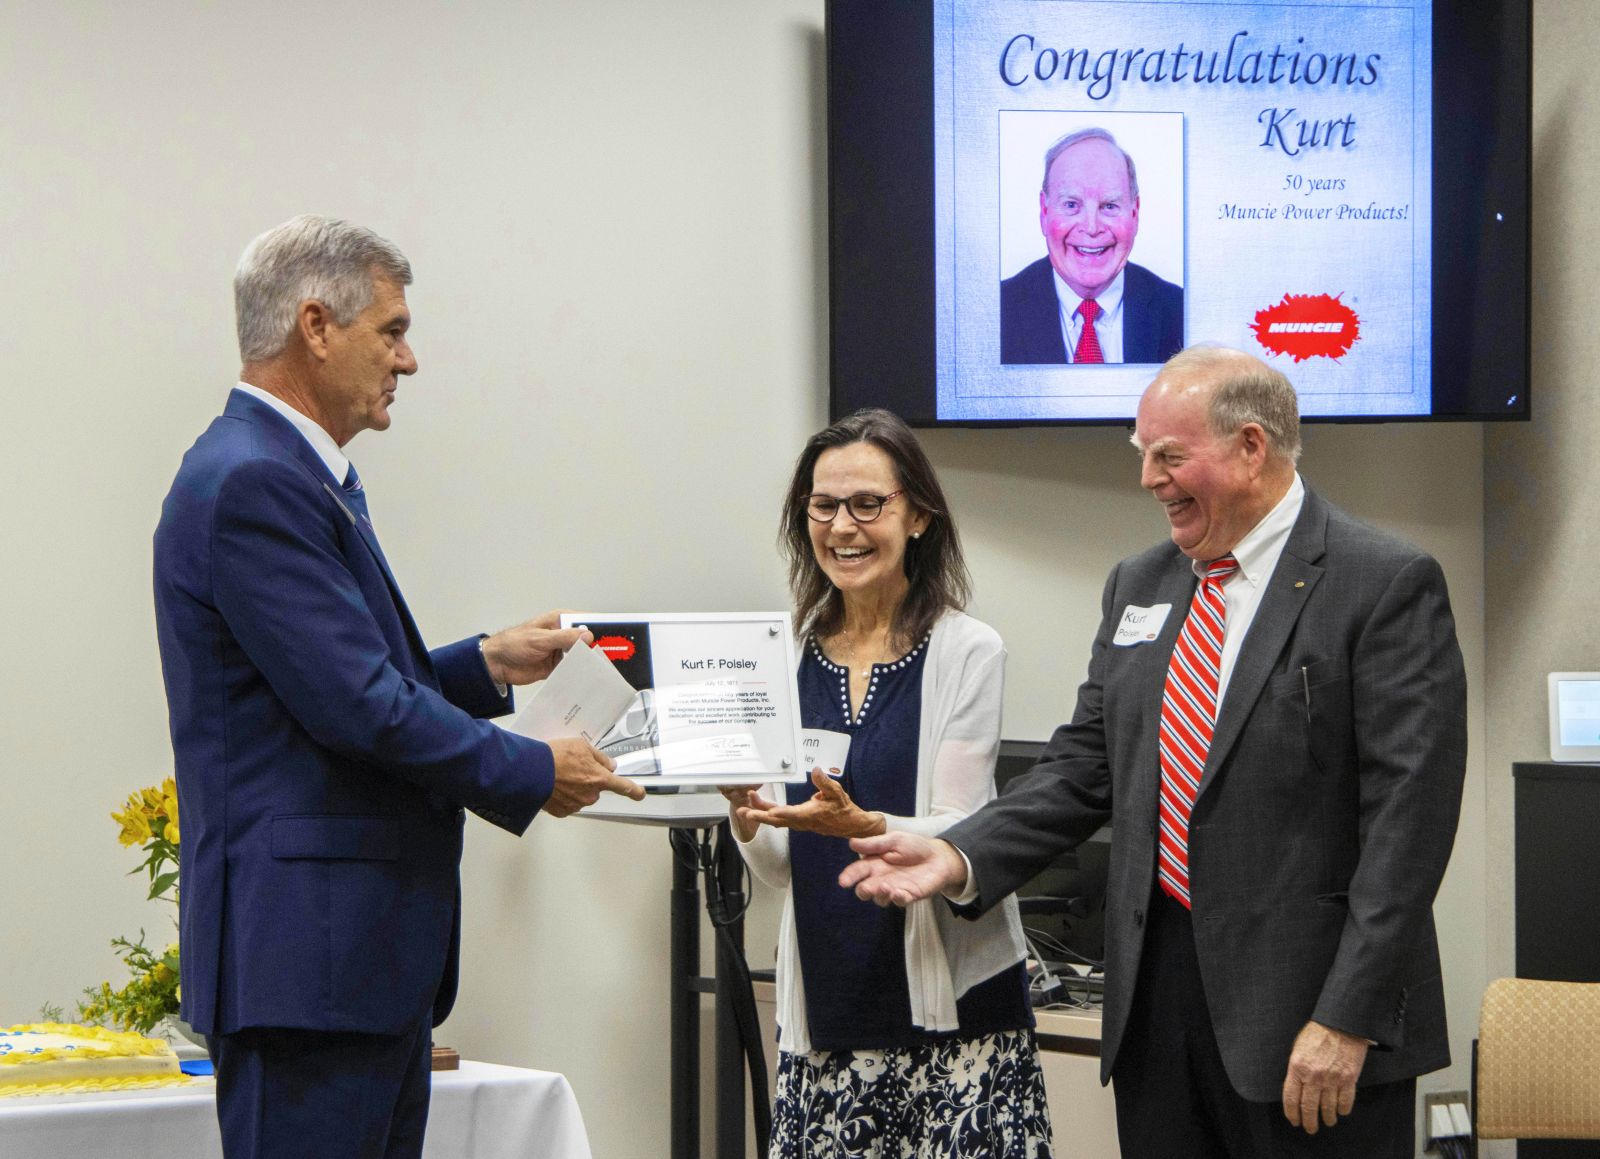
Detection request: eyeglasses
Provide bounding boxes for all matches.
[803,490,904,523]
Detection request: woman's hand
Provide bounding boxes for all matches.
[718,784,777,842]
[737,770,886,839]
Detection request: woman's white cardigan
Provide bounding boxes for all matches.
[734,611,1028,1054]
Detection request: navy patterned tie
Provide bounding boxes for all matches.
[342,464,371,525]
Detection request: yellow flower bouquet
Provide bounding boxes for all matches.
[73,780,183,1034]
[113,778,180,904]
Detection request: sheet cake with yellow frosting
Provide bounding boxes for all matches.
[0,1022,186,1094]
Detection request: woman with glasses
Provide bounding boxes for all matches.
[725,408,1051,1158]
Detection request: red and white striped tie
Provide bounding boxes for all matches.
[1156,554,1238,909]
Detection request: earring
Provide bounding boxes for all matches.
[911,531,922,539]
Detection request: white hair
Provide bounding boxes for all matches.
[1161,344,1303,465]
[1042,128,1139,199]
[234,215,412,362]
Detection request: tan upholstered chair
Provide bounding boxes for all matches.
[1476,978,1600,1140]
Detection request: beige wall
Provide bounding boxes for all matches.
[1476,8,1600,1154]
[0,2,1554,1156]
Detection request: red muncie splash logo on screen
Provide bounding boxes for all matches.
[1250,293,1361,362]
[593,636,636,662]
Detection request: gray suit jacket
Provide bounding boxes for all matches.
[946,488,1467,1101]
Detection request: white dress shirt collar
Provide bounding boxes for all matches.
[1195,472,1306,705]
[1054,267,1126,363]
[234,382,350,486]
[1195,471,1306,585]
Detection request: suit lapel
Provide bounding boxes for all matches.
[228,391,431,670]
[1196,491,1330,798]
[1121,264,1154,363]
[334,496,432,671]
[339,491,405,602]
[1138,560,1201,687]
[1123,556,1203,823]
[1027,260,1068,362]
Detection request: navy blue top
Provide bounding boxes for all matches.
[787,635,1031,1051]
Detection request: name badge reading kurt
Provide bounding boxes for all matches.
[1113,603,1172,646]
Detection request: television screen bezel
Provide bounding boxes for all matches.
[825,0,1532,428]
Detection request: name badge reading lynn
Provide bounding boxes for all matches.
[801,729,851,778]
[1113,603,1172,646]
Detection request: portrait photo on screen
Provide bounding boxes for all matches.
[998,110,1185,368]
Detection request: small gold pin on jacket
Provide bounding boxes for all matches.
[1294,581,1305,589]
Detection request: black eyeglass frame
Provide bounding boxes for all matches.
[802,489,906,523]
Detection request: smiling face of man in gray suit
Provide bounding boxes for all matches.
[1132,348,1297,562]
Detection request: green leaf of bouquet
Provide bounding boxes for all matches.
[148,871,179,900]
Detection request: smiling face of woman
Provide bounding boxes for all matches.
[806,442,928,603]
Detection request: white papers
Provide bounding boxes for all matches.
[506,640,637,745]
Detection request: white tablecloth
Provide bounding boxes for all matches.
[0,1060,591,1159]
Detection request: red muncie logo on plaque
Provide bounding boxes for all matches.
[593,635,637,662]
[1250,293,1361,362]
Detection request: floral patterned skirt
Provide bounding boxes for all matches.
[770,1028,1054,1159]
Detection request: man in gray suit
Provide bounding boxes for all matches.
[842,345,1466,1156]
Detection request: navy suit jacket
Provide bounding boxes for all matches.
[947,489,1467,1101]
[1000,257,1184,365]
[154,390,554,1037]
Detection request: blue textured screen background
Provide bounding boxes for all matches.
[934,0,1432,420]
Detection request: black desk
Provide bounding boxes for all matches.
[1511,762,1600,1158]
[1514,762,1600,982]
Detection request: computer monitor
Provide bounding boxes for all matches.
[995,739,1110,970]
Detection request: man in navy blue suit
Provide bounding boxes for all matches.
[154,215,644,1158]
[1001,128,1185,365]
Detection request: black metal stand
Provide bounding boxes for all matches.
[670,833,702,1159]
[663,820,764,1159]
[584,805,768,1159]
[713,829,749,1159]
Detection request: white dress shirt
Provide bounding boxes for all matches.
[1054,267,1126,363]
[1207,471,1305,705]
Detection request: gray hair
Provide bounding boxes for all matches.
[1162,344,1303,465]
[1042,128,1139,199]
[234,215,412,362]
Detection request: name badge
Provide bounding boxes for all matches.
[1113,603,1172,647]
[801,728,852,777]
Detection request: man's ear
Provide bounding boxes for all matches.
[297,299,334,362]
[1239,422,1270,476]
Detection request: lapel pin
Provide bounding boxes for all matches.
[1294,581,1305,589]
[322,483,358,526]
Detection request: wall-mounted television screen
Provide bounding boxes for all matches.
[827,0,1530,426]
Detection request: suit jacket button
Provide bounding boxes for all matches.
[1134,909,1144,928]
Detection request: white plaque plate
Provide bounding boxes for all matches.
[559,612,806,787]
